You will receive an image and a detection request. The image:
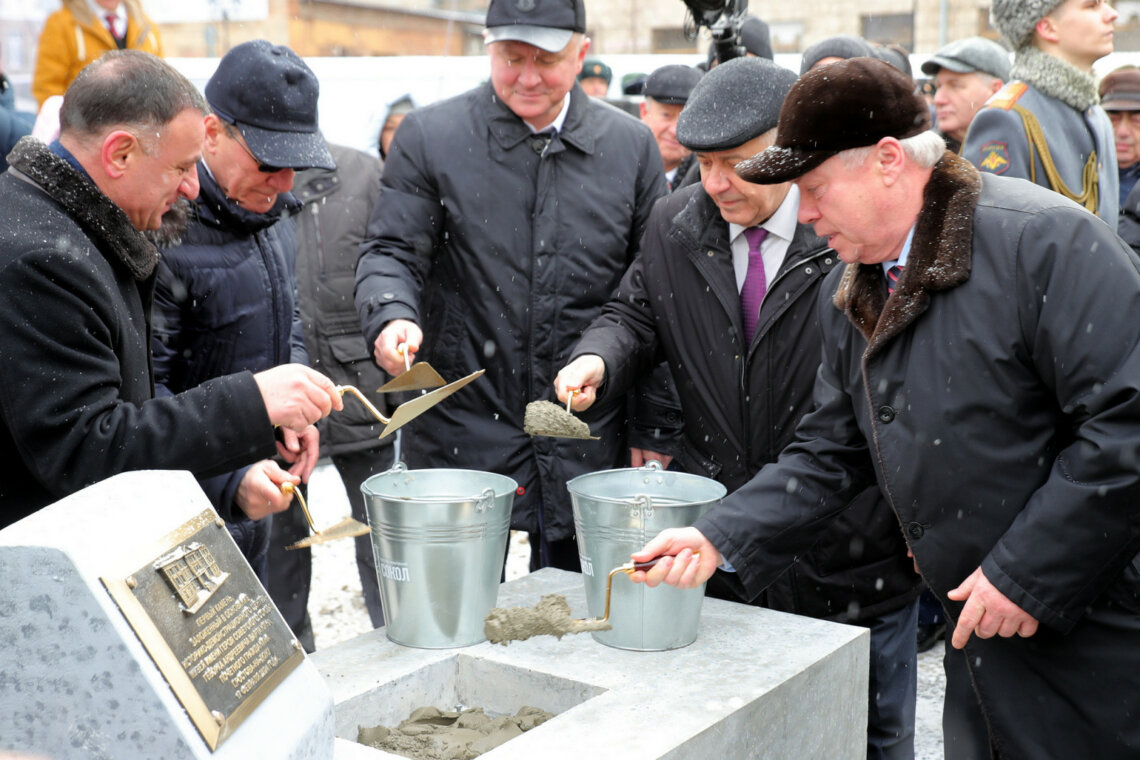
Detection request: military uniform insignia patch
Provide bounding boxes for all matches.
[979,141,1010,174]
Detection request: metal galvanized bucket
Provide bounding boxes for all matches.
[568,461,727,651]
[361,463,517,648]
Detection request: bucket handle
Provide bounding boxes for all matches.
[475,487,496,513]
[629,494,654,520]
[385,461,408,475]
[640,460,663,472]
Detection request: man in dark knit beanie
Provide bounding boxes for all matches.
[962,0,1119,225]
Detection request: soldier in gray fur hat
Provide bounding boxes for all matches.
[962,0,1119,225]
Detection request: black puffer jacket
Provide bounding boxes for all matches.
[0,138,273,525]
[355,82,669,540]
[573,184,919,622]
[153,166,307,519]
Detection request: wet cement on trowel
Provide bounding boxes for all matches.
[483,593,610,645]
[357,705,553,760]
[522,401,593,439]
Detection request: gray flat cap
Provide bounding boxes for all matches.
[676,57,797,152]
[920,37,1010,81]
[643,64,704,105]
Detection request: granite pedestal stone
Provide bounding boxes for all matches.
[313,568,870,759]
[0,471,335,759]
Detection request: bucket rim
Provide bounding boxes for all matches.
[566,466,726,507]
[361,466,519,503]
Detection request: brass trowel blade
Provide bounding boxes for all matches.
[375,362,447,394]
[285,517,370,551]
[377,369,485,439]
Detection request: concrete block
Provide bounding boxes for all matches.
[313,568,869,759]
[0,471,335,760]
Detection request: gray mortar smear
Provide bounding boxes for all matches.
[522,400,594,439]
[357,705,553,760]
[483,593,611,644]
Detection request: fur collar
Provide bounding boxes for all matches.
[1010,46,1099,112]
[6,136,158,280]
[832,151,981,358]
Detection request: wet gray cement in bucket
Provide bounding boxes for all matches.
[357,705,553,759]
[483,594,610,645]
[522,401,592,439]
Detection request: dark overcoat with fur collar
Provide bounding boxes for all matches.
[0,137,275,526]
[695,152,1140,755]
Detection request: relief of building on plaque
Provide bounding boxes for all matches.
[156,542,230,615]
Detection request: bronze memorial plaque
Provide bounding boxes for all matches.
[102,509,304,751]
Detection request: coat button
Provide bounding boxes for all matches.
[907,522,924,539]
[877,405,896,423]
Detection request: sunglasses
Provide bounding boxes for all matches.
[226,124,287,173]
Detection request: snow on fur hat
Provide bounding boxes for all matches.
[990,0,1065,51]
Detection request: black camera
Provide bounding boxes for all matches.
[681,0,750,63]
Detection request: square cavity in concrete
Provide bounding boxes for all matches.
[335,653,605,740]
[333,653,606,758]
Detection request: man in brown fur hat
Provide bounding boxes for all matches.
[629,56,1140,759]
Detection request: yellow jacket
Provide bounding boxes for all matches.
[33,1,164,106]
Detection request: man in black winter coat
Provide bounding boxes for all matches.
[355,0,672,571]
[633,57,1140,760]
[152,40,336,593]
[557,57,921,760]
[0,50,341,527]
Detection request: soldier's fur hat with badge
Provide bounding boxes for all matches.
[676,57,796,152]
[484,0,586,53]
[990,0,1065,51]
[736,57,931,185]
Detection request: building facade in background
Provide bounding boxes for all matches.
[4,0,1140,105]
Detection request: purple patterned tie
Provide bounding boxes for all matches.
[741,226,768,344]
[887,264,904,294]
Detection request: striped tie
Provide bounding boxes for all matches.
[887,264,904,294]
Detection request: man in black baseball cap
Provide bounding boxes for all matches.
[635,54,1140,760]
[639,64,703,189]
[152,40,332,606]
[556,56,922,760]
[355,0,674,576]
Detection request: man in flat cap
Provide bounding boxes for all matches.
[356,0,673,573]
[962,0,1118,224]
[577,57,611,97]
[629,56,1140,759]
[152,40,337,622]
[921,37,1010,154]
[555,57,921,760]
[1101,66,1140,250]
[639,64,703,190]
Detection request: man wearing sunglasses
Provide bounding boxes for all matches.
[151,41,335,614]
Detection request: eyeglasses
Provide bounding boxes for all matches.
[226,124,287,173]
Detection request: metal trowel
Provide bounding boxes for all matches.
[281,481,369,551]
[338,369,484,440]
[484,559,660,644]
[375,343,446,394]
